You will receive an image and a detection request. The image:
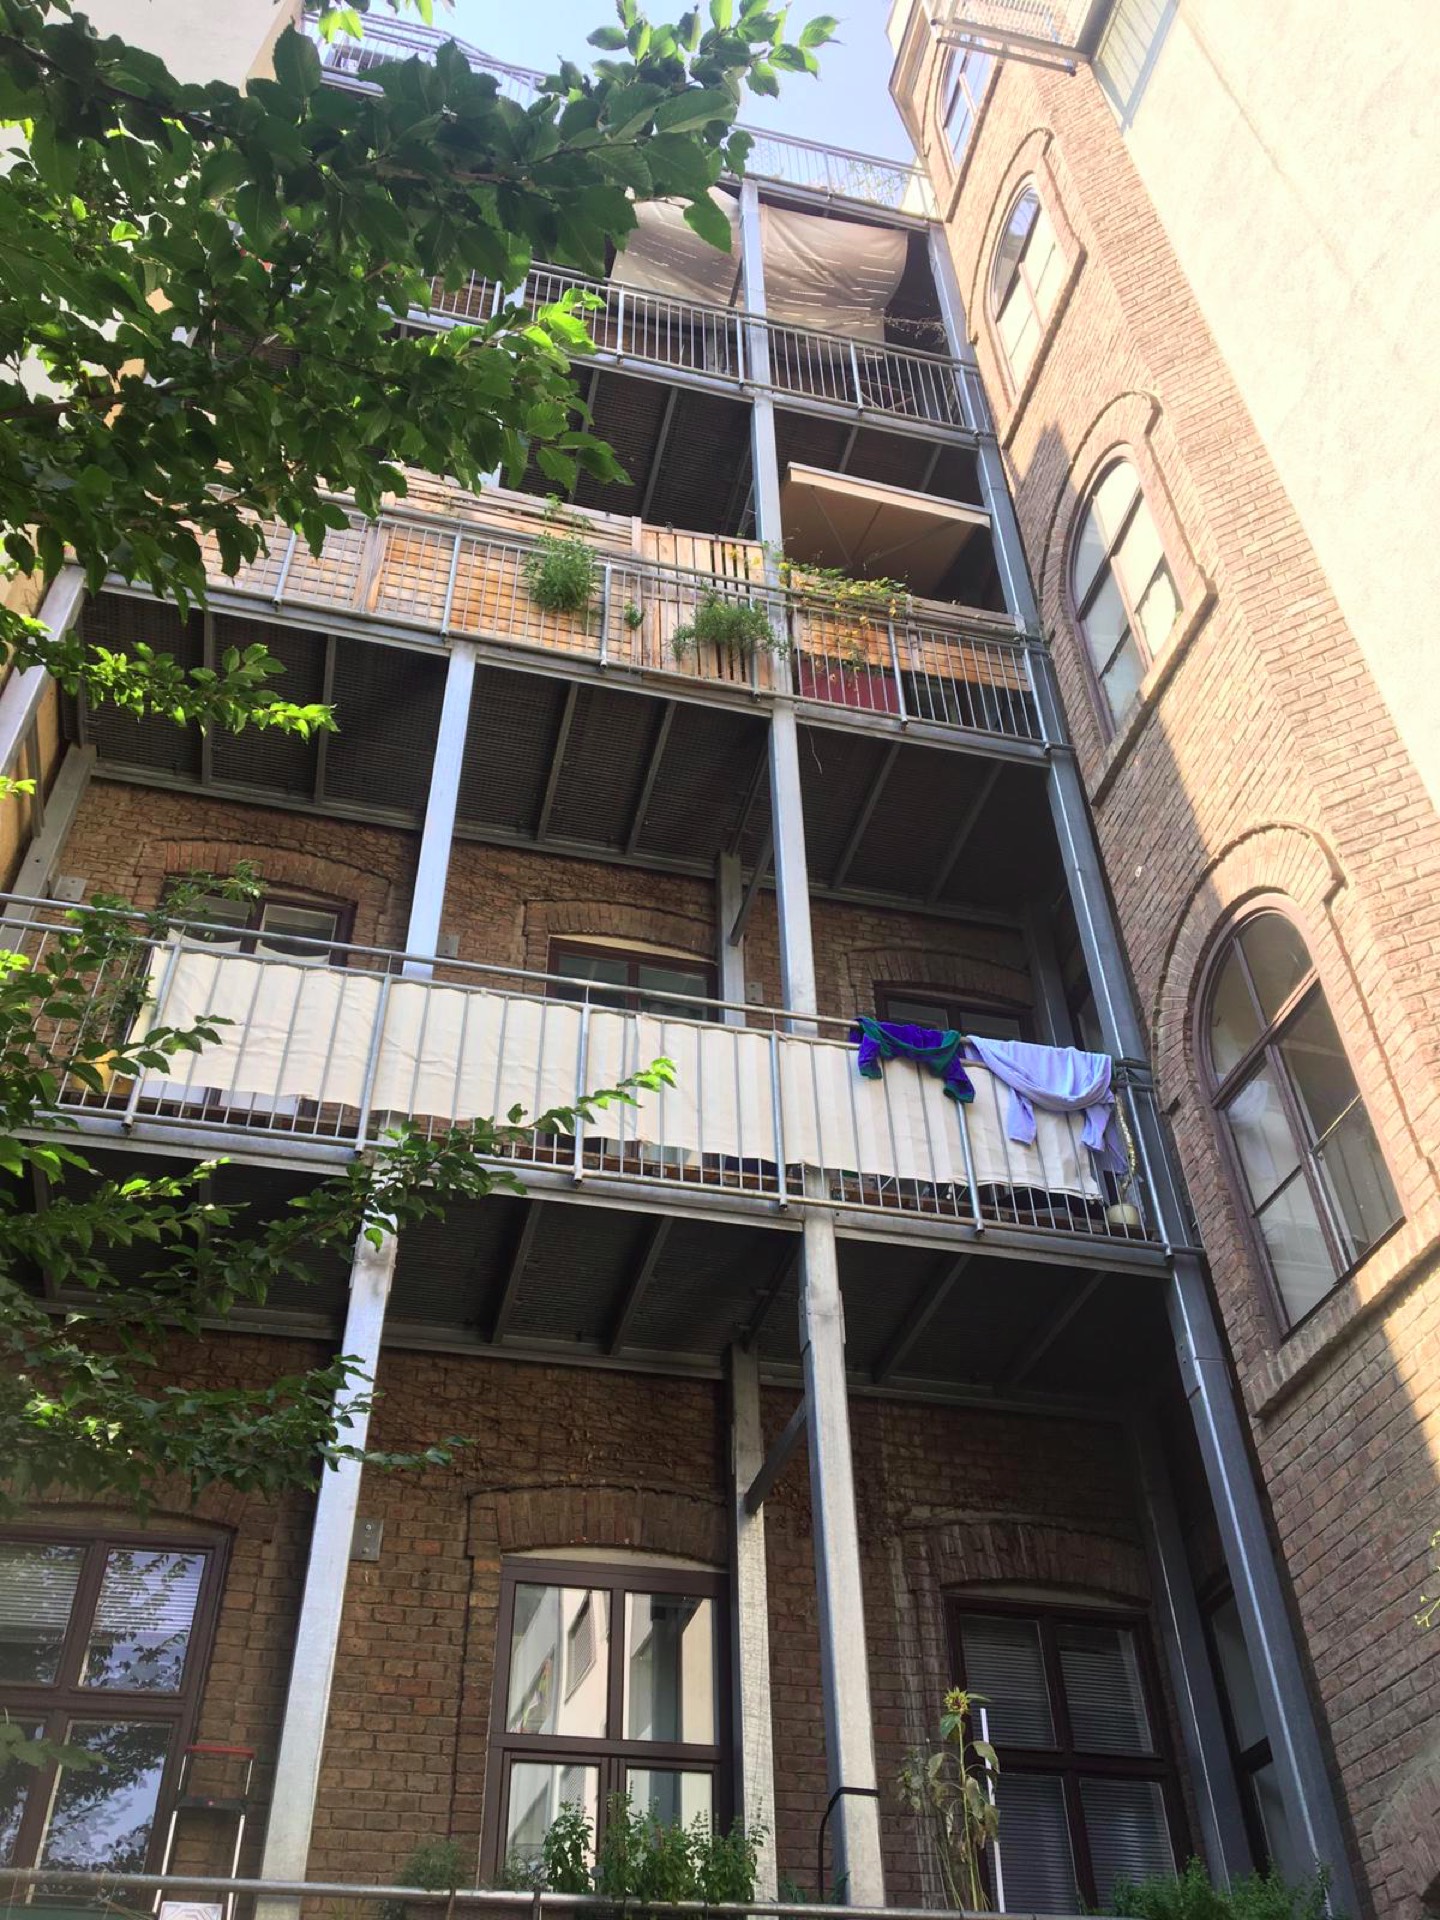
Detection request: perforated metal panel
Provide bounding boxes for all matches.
[457,667,569,833]
[574,373,671,518]
[324,638,445,818]
[775,411,852,481]
[630,707,769,864]
[542,685,659,847]
[836,742,995,899]
[795,729,896,884]
[82,594,203,779]
[642,390,753,538]
[210,616,324,796]
[389,1195,525,1330]
[619,1220,785,1357]
[845,427,943,493]
[500,1205,658,1347]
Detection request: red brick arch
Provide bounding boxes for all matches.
[840,943,1031,1015]
[469,1484,726,1567]
[123,833,401,947]
[908,1517,1150,1606]
[520,897,716,975]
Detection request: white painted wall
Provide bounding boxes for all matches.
[81,0,298,85]
[1113,0,1440,810]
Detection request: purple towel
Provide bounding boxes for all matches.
[964,1036,1127,1176]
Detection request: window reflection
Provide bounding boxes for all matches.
[623,1594,715,1744]
[83,1550,204,1693]
[0,1543,84,1685]
[39,1720,171,1872]
[507,1586,609,1739]
[626,1769,713,1830]
[504,1762,598,1872]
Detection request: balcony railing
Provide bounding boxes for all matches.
[10,902,1156,1250]
[418,264,978,434]
[304,15,938,216]
[189,505,1043,745]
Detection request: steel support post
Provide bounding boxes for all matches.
[728,1345,779,1899]
[718,849,748,1019]
[1132,1416,1253,1883]
[256,1228,398,1920]
[924,222,1360,1910]
[403,640,476,978]
[769,705,818,1023]
[800,1209,885,1907]
[1,744,94,921]
[738,180,784,545]
[0,568,84,777]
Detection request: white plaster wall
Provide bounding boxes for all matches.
[81,0,298,85]
[1116,0,1440,811]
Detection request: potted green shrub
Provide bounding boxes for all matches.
[521,531,598,616]
[670,591,785,663]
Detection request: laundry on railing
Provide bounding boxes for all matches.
[962,1035,1127,1177]
[851,1017,975,1102]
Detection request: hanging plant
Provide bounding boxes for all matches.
[671,592,786,661]
[522,532,598,615]
[770,550,914,668]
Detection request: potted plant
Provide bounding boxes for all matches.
[670,591,786,664]
[521,530,599,616]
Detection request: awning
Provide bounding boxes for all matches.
[781,464,991,597]
[610,197,908,341]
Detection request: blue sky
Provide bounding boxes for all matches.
[444,1,913,161]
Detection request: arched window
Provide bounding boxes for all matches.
[1070,459,1180,725]
[1202,910,1401,1327]
[940,46,994,165]
[990,186,1063,387]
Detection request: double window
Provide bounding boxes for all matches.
[1202,910,1400,1327]
[0,1532,221,1873]
[941,46,994,166]
[547,942,716,1021]
[949,1602,1179,1911]
[1071,459,1180,726]
[170,888,351,963]
[875,986,1030,1043]
[486,1561,727,1878]
[991,188,1064,389]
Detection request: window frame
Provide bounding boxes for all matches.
[0,1525,227,1873]
[1197,907,1402,1332]
[939,45,994,168]
[483,1558,731,1881]
[545,940,718,1016]
[1198,1585,1282,1877]
[163,879,356,961]
[946,1596,1186,1910]
[1068,457,1181,734]
[874,984,1033,1043]
[989,184,1063,392]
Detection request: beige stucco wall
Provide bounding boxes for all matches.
[81,0,299,84]
[1110,0,1440,810]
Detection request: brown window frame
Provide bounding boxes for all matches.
[946,1597,1186,1910]
[545,941,718,1016]
[1197,908,1402,1334]
[874,984,1032,1042]
[0,1526,227,1873]
[483,1559,731,1880]
[162,879,356,960]
[940,45,994,166]
[1069,458,1180,736]
[989,185,1062,392]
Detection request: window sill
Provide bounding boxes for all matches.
[1085,584,1217,806]
[1244,1195,1440,1419]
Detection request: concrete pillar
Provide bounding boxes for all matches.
[255,1227,398,1920]
[925,220,1360,1912]
[403,640,476,978]
[728,1345,778,1897]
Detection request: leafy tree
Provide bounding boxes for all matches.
[0,0,833,728]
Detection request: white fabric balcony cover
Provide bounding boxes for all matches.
[139,949,1102,1202]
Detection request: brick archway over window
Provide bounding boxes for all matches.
[520,899,716,977]
[908,1517,1150,1605]
[842,944,1031,1016]
[128,836,399,948]
[468,1485,727,1567]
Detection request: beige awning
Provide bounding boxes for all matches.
[780,464,991,596]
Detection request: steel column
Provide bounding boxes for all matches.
[255,1228,398,1920]
[800,1206,885,1907]
[717,850,748,1017]
[1132,1415,1254,1884]
[403,640,477,978]
[769,706,818,1021]
[728,1345,779,1900]
[0,567,84,777]
[924,220,1359,1911]
[738,180,783,546]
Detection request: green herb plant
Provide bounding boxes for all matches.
[522,532,599,616]
[895,1687,1000,1912]
[500,1792,762,1904]
[380,1839,473,1920]
[670,592,784,661]
[1111,1857,1338,1920]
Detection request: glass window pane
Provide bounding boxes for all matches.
[1091,462,1142,549]
[1056,1623,1154,1755]
[256,903,340,961]
[1113,504,1165,609]
[1134,561,1180,655]
[1278,995,1359,1144]
[83,1549,205,1693]
[507,1585,610,1738]
[1208,1596,1266,1753]
[992,1772,1078,1911]
[1207,950,1261,1081]
[636,965,712,1020]
[1100,633,1146,722]
[626,1769,713,1831]
[624,1594,716,1744]
[556,953,630,989]
[1255,1179,1336,1322]
[1080,566,1129,661]
[1224,1065,1302,1207]
[1080,1776,1173,1903]
[957,1616,1055,1748]
[39,1720,171,1872]
[1238,915,1311,1023]
[993,192,1039,310]
[883,996,953,1031]
[1252,1760,1306,1883]
[996,286,1034,371]
[1317,1101,1400,1263]
[1027,207,1063,321]
[0,1723,41,1865]
[503,1761,599,1874]
[0,1542,84,1685]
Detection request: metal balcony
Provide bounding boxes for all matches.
[13,900,1161,1260]
[304,13,938,217]
[189,500,1042,748]
[413,264,982,439]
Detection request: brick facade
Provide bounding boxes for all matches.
[896,30,1440,1918]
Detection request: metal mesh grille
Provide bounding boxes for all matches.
[210,616,324,796]
[323,640,444,816]
[542,686,657,846]
[628,707,767,864]
[840,744,989,897]
[81,595,202,778]
[456,668,568,833]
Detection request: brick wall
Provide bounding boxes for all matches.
[898,31,1440,1917]
[57,777,1030,1024]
